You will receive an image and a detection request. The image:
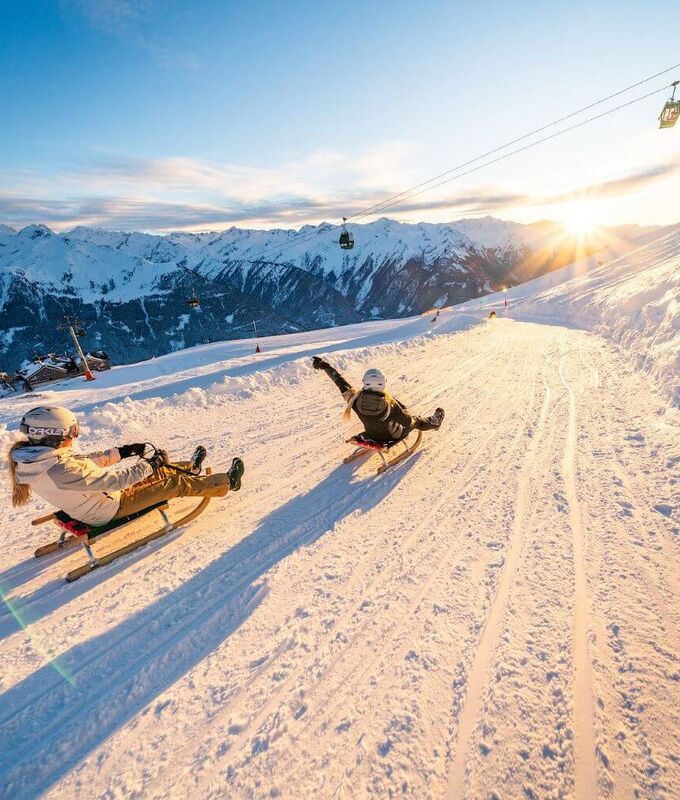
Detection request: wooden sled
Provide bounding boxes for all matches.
[343,430,422,474]
[31,469,212,582]
[33,502,166,559]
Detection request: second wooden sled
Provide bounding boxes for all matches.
[343,430,422,474]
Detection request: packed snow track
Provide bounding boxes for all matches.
[0,310,678,799]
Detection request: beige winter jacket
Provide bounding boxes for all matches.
[12,444,153,525]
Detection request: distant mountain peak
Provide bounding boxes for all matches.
[18,223,53,239]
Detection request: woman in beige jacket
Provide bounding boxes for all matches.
[9,406,243,526]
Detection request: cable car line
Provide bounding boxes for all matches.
[159,66,679,332]
[348,84,674,221]
[242,77,676,267]
[243,64,680,264]
[344,62,680,225]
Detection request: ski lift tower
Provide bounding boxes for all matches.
[62,315,95,381]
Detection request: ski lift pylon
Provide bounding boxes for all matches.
[339,217,354,250]
[659,81,680,129]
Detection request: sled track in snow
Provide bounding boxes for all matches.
[570,339,680,798]
[108,326,575,800]
[445,343,558,797]
[559,348,598,798]
[223,332,588,800]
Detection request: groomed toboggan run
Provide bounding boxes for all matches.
[0,226,678,799]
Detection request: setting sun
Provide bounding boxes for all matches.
[561,202,599,238]
[561,201,600,237]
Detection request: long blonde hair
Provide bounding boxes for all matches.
[8,440,31,507]
[342,389,360,421]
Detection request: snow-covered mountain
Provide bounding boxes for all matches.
[0,217,659,370]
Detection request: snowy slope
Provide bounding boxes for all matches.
[0,232,678,799]
[486,224,680,405]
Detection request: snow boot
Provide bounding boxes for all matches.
[190,445,207,474]
[429,408,445,429]
[227,457,245,491]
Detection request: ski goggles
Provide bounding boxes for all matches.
[20,421,80,439]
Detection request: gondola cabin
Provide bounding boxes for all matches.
[187,293,201,308]
[659,100,680,129]
[339,230,354,249]
[659,82,680,129]
[339,217,354,250]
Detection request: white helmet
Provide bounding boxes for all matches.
[362,368,386,391]
[19,406,80,443]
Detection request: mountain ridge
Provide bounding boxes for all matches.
[0,216,664,370]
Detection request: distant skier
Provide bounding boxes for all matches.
[8,406,244,525]
[312,357,444,443]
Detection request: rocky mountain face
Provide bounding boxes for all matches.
[0,217,655,370]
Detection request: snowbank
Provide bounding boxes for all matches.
[510,226,680,406]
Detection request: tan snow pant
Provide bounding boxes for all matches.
[113,462,230,520]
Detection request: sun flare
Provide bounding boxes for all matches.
[561,202,599,237]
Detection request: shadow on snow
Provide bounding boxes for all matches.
[0,452,419,799]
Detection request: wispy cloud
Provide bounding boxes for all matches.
[0,190,532,232]
[0,144,422,230]
[64,0,154,35]
[1,148,678,233]
[538,159,680,205]
[60,0,201,71]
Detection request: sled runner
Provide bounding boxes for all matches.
[31,468,212,582]
[343,430,422,474]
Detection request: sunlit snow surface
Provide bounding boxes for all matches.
[0,226,677,800]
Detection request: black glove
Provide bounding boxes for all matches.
[145,449,169,471]
[118,443,146,459]
[312,356,328,370]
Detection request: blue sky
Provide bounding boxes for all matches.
[2,0,679,232]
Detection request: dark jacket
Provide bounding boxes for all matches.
[318,361,436,442]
